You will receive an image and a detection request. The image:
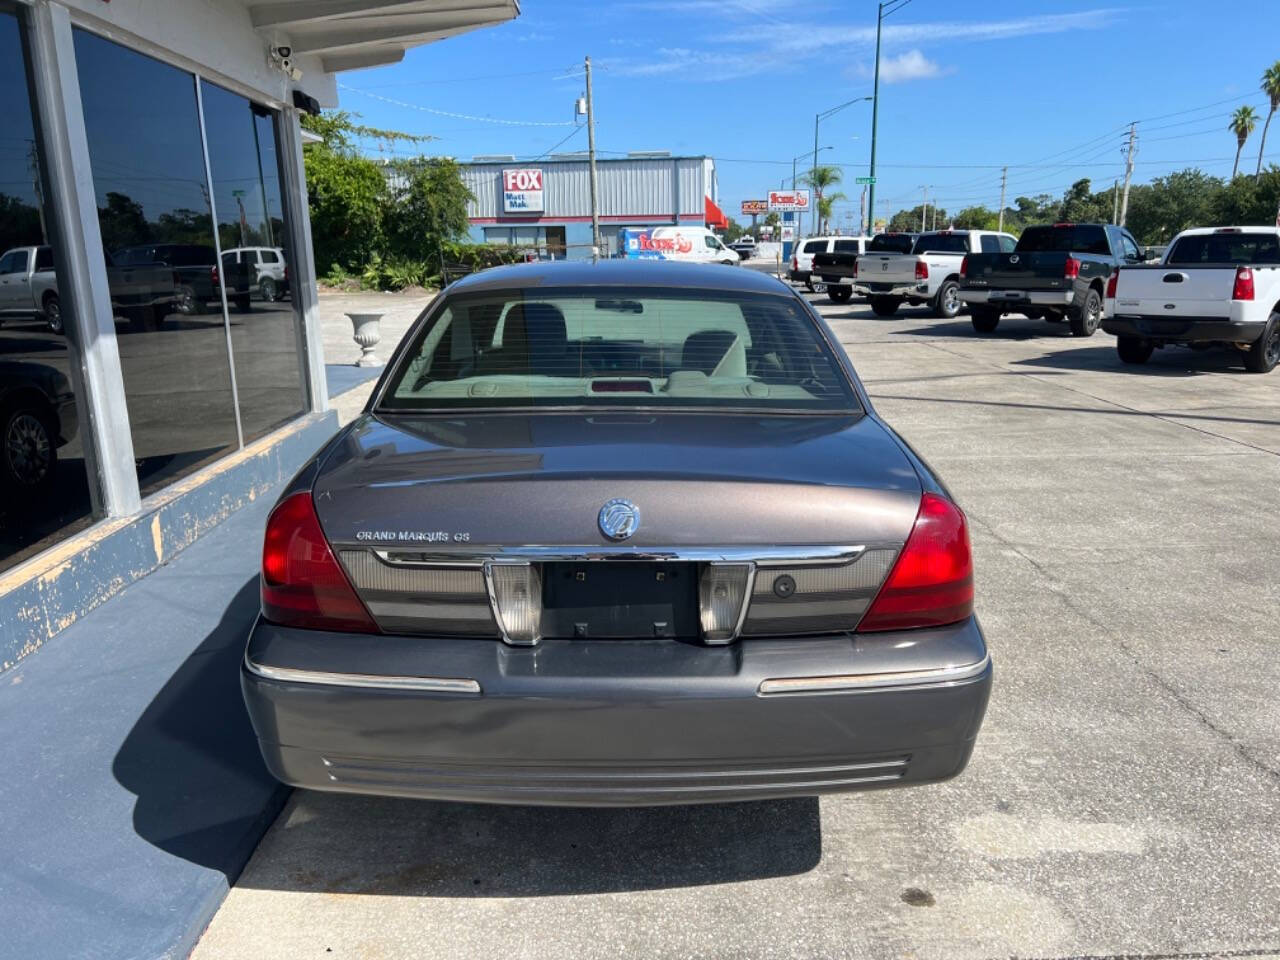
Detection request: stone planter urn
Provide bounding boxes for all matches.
[346,312,383,367]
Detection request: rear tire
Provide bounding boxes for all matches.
[869,295,901,317]
[1068,288,1103,337]
[43,295,63,335]
[932,280,961,319]
[828,285,852,304]
[1117,336,1153,365]
[1,402,57,497]
[260,277,279,302]
[970,307,1000,332]
[1244,313,1280,373]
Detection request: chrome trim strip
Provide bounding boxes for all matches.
[371,545,868,566]
[245,657,482,695]
[757,652,991,696]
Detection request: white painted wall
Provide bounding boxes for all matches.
[52,0,338,106]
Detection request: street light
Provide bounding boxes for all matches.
[868,0,916,232]
[810,96,872,236]
[792,146,830,189]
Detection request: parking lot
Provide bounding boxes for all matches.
[195,289,1280,960]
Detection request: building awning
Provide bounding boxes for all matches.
[705,195,728,230]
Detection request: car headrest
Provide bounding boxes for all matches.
[681,329,746,378]
[502,302,568,355]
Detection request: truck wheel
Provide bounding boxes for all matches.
[932,280,961,319]
[970,307,1000,332]
[1116,336,1153,365]
[260,277,279,302]
[44,295,64,335]
[1068,288,1103,337]
[869,296,901,317]
[1244,313,1280,373]
[176,286,201,315]
[2,402,57,496]
[828,286,852,304]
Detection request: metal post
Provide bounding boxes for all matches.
[584,56,601,259]
[1119,122,1137,227]
[920,185,928,232]
[859,186,866,235]
[810,114,820,238]
[1112,178,1119,224]
[25,0,140,517]
[867,2,883,234]
[998,166,1007,232]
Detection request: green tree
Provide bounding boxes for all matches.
[1230,105,1259,179]
[1211,165,1280,224]
[951,205,999,230]
[383,157,474,266]
[1014,193,1059,225]
[1124,170,1220,244]
[97,191,150,252]
[0,193,43,251]
[722,217,745,243]
[1060,178,1110,223]
[801,165,843,234]
[1257,62,1280,179]
[816,191,847,234]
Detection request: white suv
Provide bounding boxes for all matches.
[790,236,867,288]
[222,246,288,302]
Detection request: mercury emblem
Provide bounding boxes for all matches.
[598,499,640,541]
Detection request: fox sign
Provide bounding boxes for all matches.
[502,168,544,213]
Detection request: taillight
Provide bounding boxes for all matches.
[211,264,220,286]
[959,255,969,279]
[1106,268,1119,299]
[1233,266,1255,301]
[261,492,378,633]
[856,493,974,633]
[1063,256,1081,279]
[792,255,798,271]
[851,259,858,277]
[915,259,929,280]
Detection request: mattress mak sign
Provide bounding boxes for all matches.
[502,168,544,213]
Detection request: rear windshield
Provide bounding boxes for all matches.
[378,288,858,414]
[1016,225,1110,255]
[913,233,968,255]
[802,240,825,253]
[833,239,862,252]
[1166,232,1280,265]
[868,234,914,254]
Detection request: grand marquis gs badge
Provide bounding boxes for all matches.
[598,498,640,541]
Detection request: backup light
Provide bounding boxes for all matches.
[699,564,751,644]
[486,562,542,645]
[261,492,378,633]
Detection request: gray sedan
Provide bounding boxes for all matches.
[241,260,992,806]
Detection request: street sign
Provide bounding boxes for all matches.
[855,176,876,185]
[768,189,810,212]
[741,200,769,215]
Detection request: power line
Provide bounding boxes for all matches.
[338,83,575,127]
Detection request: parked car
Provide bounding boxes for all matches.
[846,229,1017,318]
[810,233,915,305]
[618,226,740,265]
[114,243,253,314]
[958,222,1144,336]
[240,259,992,806]
[222,246,289,302]
[790,235,872,289]
[728,236,757,260]
[0,360,78,495]
[1103,226,1280,373]
[0,245,178,333]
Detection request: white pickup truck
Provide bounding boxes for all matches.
[1103,226,1280,373]
[853,229,1017,318]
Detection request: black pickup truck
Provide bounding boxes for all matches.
[957,223,1144,336]
[811,233,916,303]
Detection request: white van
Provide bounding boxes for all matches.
[619,226,740,265]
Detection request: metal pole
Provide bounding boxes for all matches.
[867,2,883,234]
[585,56,601,259]
[1112,178,1119,224]
[920,186,928,232]
[1119,122,1136,227]
[811,114,820,237]
[998,166,1007,232]
[860,186,867,235]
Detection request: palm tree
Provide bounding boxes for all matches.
[1230,105,1259,178]
[1257,63,1280,178]
[801,165,843,235]
[817,191,847,235]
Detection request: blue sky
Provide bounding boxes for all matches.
[338,0,1280,227]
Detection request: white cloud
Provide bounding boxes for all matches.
[876,49,947,83]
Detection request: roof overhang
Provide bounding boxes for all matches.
[245,0,520,74]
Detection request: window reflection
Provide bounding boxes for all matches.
[73,28,241,495]
[0,5,97,571]
[201,80,305,442]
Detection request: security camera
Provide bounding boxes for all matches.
[274,45,292,60]
[268,44,299,78]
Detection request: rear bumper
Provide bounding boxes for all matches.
[1102,315,1267,343]
[789,268,811,282]
[960,289,1075,308]
[242,617,992,807]
[853,281,925,298]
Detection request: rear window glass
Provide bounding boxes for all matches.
[379,289,858,414]
[913,233,968,255]
[869,234,914,254]
[1016,225,1110,255]
[802,240,825,253]
[833,239,862,252]
[1166,232,1280,265]
[35,247,54,271]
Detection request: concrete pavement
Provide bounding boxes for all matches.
[195,289,1280,959]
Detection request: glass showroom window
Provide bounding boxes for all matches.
[0,4,98,571]
[200,80,305,442]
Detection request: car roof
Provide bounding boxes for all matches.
[1174,226,1280,237]
[449,259,798,295]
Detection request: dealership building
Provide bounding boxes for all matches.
[460,152,729,258]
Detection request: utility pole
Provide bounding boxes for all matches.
[860,186,867,235]
[867,2,883,233]
[920,185,928,232]
[997,166,1007,233]
[1119,122,1137,227]
[584,55,601,259]
[810,114,820,238]
[1112,179,1119,224]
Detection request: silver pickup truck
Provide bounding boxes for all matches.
[0,245,178,333]
[855,229,1017,318]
